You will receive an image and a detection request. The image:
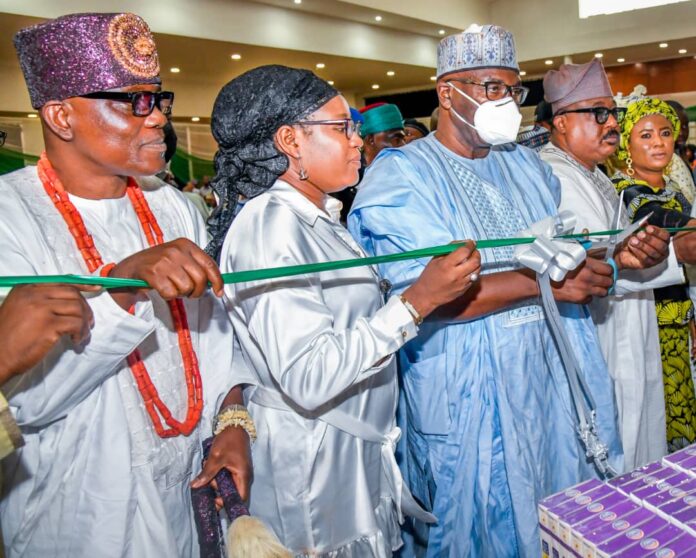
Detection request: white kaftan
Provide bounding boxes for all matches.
[220,180,418,557]
[0,167,238,557]
[541,143,684,469]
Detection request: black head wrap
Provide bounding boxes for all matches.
[205,64,338,259]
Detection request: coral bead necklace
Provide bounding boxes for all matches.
[37,152,202,438]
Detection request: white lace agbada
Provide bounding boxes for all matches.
[541,143,684,470]
[0,167,239,557]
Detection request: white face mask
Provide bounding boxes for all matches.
[447,81,522,146]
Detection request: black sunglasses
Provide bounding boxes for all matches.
[0,130,6,147]
[554,106,626,125]
[80,91,174,117]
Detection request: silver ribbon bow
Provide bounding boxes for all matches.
[514,210,586,281]
[515,211,617,479]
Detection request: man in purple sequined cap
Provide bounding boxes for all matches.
[14,12,161,108]
[1,13,254,558]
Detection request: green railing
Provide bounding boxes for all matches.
[170,149,215,183]
[0,147,39,175]
[0,146,214,183]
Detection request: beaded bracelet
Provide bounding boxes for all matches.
[213,404,257,442]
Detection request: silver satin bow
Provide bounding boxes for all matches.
[514,210,586,281]
[515,211,617,479]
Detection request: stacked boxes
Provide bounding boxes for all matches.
[539,445,696,557]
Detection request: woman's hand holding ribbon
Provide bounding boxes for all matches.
[402,240,481,319]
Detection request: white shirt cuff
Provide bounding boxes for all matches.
[371,295,419,350]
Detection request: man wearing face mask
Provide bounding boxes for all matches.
[349,24,667,557]
[540,60,682,471]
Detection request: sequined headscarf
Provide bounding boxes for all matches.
[205,65,337,259]
[616,97,681,162]
[14,12,160,109]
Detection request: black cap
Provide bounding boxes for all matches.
[534,100,553,124]
[403,118,429,137]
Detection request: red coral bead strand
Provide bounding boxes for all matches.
[37,152,203,438]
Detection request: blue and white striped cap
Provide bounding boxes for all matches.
[437,24,519,78]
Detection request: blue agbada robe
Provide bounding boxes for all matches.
[347,134,623,558]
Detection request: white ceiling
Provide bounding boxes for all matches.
[0,0,694,114]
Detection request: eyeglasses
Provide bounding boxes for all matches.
[0,130,6,147]
[294,118,361,139]
[451,79,529,104]
[554,106,626,125]
[80,91,175,117]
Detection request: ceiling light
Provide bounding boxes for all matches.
[659,42,668,48]
[328,80,335,85]
[594,53,603,58]
[386,70,395,76]
[545,59,554,65]
[316,63,325,69]
[430,76,437,81]
[231,53,242,60]
[438,29,446,35]
[294,0,302,4]
[371,84,380,90]
[190,117,200,122]
[170,67,181,73]
[520,70,527,76]
[27,113,38,118]
[679,48,687,54]
[617,57,626,62]
[374,15,382,21]
[579,0,689,18]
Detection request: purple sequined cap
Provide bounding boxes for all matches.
[14,12,161,109]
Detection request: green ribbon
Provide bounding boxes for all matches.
[0,226,694,290]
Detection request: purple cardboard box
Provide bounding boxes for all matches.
[579,504,654,558]
[626,522,687,556]
[659,493,696,517]
[540,523,565,558]
[539,479,604,530]
[663,446,696,469]
[620,467,680,499]
[642,473,694,509]
[541,479,605,509]
[680,456,696,480]
[611,462,664,489]
[639,532,696,557]
[595,515,671,557]
[558,486,622,546]
[570,492,639,554]
[549,484,616,537]
[633,471,693,503]
[670,501,696,526]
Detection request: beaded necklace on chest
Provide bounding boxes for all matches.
[37,152,202,438]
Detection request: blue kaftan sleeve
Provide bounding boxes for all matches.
[349,151,456,293]
[541,156,562,207]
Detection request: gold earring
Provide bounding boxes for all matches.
[625,149,635,177]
